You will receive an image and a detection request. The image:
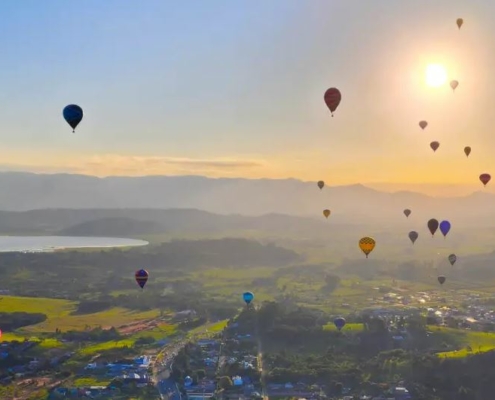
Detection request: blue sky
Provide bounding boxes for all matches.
[1,0,495,195]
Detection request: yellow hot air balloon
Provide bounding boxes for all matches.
[359,236,376,258]
[456,18,463,29]
[323,209,331,219]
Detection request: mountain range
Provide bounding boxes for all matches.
[0,172,492,228]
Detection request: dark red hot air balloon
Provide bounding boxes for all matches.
[430,141,440,152]
[135,269,149,289]
[480,173,491,187]
[324,88,342,117]
[427,219,439,237]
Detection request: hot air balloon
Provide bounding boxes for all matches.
[456,18,463,29]
[430,141,440,152]
[438,275,446,285]
[450,80,459,92]
[403,209,411,218]
[408,231,418,244]
[480,173,491,187]
[439,220,451,238]
[448,253,457,266]
[63,104,83,133]
[324,88,342,117]
[323,209,331,219]
[334,317,346,331]
[464,146,471,157]
[135,269,149,289]
[317,181,324,190]
[419,120,428,130]
[359,237,376,258]
[243,291,254,305]
[427,219,439,237]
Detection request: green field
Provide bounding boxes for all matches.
[432,326,495,358]
[0,295,160,335]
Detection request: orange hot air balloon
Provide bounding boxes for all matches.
[450,80,459,92]
[323,209,331,219]
[358,236,376,258]
[430,141,440,152]
[324,88,342,117]
[464,146,471,157]
[456,18,463,29]
[479,173,491,187]
[317,180,324,190]
[419,120,428,130]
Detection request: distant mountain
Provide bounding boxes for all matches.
[0,172,492,227]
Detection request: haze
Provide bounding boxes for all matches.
[1,1,495,195]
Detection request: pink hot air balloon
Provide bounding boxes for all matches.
[430,141,440,152]
[479,173,491,187]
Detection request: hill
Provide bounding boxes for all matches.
[0,172,493,227]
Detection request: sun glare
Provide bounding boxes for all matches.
[425,64,448,87]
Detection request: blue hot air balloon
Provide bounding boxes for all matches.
[334,317,346,331]
[63,104,83,133]
[135,269,149,289]
[439,220,451,238]
[243,291,254,305]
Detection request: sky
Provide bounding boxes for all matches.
[1,0,495,195]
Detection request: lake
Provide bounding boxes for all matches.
[0,236,149,253]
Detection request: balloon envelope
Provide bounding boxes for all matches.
[438,275,446,285]
[439,220,451,237]
[323,209,331,219]
[324,88,342,116]
[464,146,471,157]
[456,18,463,29]
[334,317,346,331]
[448,254,457,266]
[135,269,149,289]
[403,209,411,218]
[419,120,428,130]
[317,181,324,190]
[450,80,459,91]
[427,219,439,236]
[359,237,376,258]
[430,141,440,152]
[480,173,491,186]
[408,231,418,244]
[63,104,83,132]
[243,291,254,305]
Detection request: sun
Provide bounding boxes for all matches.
[425,64,448,87]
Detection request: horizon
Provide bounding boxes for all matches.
[1,1,495,190]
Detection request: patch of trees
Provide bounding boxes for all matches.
[57,326,121,342]
[0,312,46,331]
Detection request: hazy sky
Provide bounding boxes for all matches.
[1,0,495,195]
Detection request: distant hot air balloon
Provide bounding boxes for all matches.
[427,219,439,237]
[456,18,464,29]
[334,317,346,331]
[419,120,428,130]
[403,209,411,218]
[450,80,459,92]
[464,146,471,157]
[317,181,325,190]
[135,269,149,289]
[63,104,83,133]
[243,291,254,305]
[430,141,440,152]
[359,237,376,258]
[408,231,418,244]
[323,209,331,219]
[438,275,446,285]
[439,220,451,238]
[448,253,457,266]
[324,88,342,117]
[480,173,491,187]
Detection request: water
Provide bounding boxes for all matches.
[0,236,149,253]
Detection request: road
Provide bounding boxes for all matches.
[255,306,269,400]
